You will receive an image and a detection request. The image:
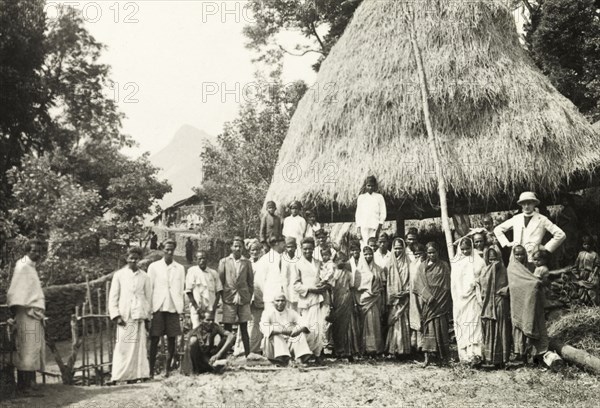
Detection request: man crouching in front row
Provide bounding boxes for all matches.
[260,293,313,366]
[181,312,235,375]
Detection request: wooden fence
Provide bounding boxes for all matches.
[1,277,189,390]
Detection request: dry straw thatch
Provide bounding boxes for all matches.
[265,0,600,217]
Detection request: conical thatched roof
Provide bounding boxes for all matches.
[265,0,599,220]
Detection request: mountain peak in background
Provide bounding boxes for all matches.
[150,125,215,210]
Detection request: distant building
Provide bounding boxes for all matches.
[151,194,213,230]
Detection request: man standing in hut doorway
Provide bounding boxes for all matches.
[494,192,566,265]
[7,239,46,394]
[356,175,387,248]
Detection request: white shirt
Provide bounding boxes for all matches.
[260,307,303,339]
[259,250,291,305]
[374,250,392,281]
[355,192,387,229]
[109,267,152,322]
[185,266,222,312]
[494,212,566,259]
[304,223,321,239]
[147,259,185,314]
[282,215,307,243]
[292,257,323,309]
[251,257,265,308]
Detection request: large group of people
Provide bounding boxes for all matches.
[6,175,599,392]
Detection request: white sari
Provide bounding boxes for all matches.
[451,248,485,362]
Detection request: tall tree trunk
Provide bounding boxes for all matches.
[406,10,455,259]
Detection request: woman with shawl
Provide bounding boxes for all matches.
[357,245,384,355]
[330,256,361,359]
[409,243,426,351]
[385,238,412,356]
[451,238,484,365]
[413,242,451,366]
[508,245,549,364]
[479,247,511,367]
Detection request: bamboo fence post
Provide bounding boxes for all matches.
[69,312,79,384]
[106,281,114,363]
[86,275,93,314]
[406,6,455,259]
[97,288,104,385]
[80,302,87,385]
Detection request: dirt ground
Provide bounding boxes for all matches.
[3,359,598,408]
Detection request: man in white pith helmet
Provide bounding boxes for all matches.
[494,191,566,262]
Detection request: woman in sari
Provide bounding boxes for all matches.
[385,238,411,357]
[330,256,361,360]
[409,243,426,351]
[357,246,384,355]
[508,245,548,364]
[413,242,451,366]
[479,247,511,367]
[451,238,484,365]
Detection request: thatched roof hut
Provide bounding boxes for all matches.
[265,0,600,222]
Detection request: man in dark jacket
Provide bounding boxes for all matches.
[218,236,254,357]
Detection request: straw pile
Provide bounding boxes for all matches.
[265,0,599,214]
[549,307,600,359]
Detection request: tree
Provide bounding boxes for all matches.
[523,0,600,121]
[42,5,130,149]
[243,0,362,71]
[1,4,170,280]
[197,66,307,238]
[0,0,48,207]
[7,155,101,254]
[50,144,171,223]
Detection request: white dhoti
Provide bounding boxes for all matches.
[298,304,324,356]
[111,320,149,382]
[262,333,312,361]
[14,307,45,372]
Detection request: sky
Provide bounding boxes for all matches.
[49,1,319,156]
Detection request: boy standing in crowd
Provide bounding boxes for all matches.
[283,201,307,244]
[260,201,282,250]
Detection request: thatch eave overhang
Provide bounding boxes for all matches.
[308,168,600,223]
